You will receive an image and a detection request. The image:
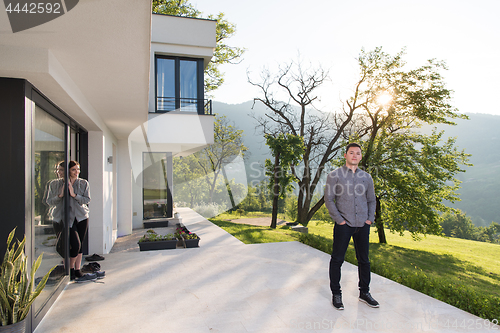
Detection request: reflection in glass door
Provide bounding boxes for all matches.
[33,105,66,314]
[143,152,170,219]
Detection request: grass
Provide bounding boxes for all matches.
[215,211,286,220]
[381,231,500,294]
[210,216,500,322]
[209,219,300,244]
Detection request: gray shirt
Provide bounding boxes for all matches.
[325,165,376,227]
[45,178,91,227]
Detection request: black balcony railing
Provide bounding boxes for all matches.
[155,97,212,115]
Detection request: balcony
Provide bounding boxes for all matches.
[154,97,212,115]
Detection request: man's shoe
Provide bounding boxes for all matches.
[74,273,97,283]
[359,292,379,308]
[95,271,105,279]
[332,294,344,310]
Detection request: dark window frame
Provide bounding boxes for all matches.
[154,55,205,114]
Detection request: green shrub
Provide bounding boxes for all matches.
[311,204,333,223]
[284,195,298,222]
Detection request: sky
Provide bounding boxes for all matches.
[193,0,500,116]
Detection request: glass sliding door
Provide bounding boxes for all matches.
[143,152,171,219]
[33,105,66,314]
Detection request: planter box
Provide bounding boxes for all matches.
[176,238,184,247]
[183,237,200,248]
[138,239,177,251]
[143,218,169,228]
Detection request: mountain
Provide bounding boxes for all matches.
[212,101,500,226]
[422,114,500,226]
[213,101,271,184]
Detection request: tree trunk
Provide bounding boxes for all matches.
[221,167,235,209]
[297,205,307,226]
[271,152,280,229]
[296,179,312,226]
[375,196,387,243]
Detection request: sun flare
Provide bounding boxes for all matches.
[377,92,393,106]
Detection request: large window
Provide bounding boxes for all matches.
[143,152,173,219]
[34,105,66,314]
[156,56,204,113]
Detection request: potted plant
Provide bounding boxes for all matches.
[182,231,200,248]
[173,203,180,219]
[0,228,55,333]
[137,230,178,251]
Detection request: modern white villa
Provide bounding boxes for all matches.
[0,1,216,331]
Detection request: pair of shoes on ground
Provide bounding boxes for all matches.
[81,262,101,273]
[332,292,379,310]
[74,271,106,283]
[85,253,105,261]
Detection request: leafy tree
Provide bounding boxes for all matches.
[173,154,207,206]
[477,222,500,243]
[237,185,260,212]
[173,115,247,208]
[340,47,470,242]
[256,179,272,211]
[358,131,469,243]
[284,194,298,222]
[152,0,244,93]
[251,48,470,242]
[441,211,500,243]
[265,133,304,228]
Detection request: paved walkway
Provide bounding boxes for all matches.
[35,208,498,332]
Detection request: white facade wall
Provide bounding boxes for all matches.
[117,139,133,237]
[87,127,117,254]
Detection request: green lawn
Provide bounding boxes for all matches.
[210,217,500,322]
[209,219,300,244]
[215,211,286,220]
[381,230,500,295]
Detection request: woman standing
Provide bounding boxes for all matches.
[65,161,94,282]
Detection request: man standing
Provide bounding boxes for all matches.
[325,143,379,310]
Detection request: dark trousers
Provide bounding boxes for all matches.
[329,222,371,295]
[69,219,88,258]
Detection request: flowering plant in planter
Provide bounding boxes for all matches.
[138,230,178,251]
[174,227,184,239]
[183,232,199,240]
[138,230,176,243]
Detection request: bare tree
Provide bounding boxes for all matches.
[196,115,247,203]
[249,59,367,226]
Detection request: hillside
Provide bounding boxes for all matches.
[212,101,271,183]
[421,114,500,226]
[212,101,500,226]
